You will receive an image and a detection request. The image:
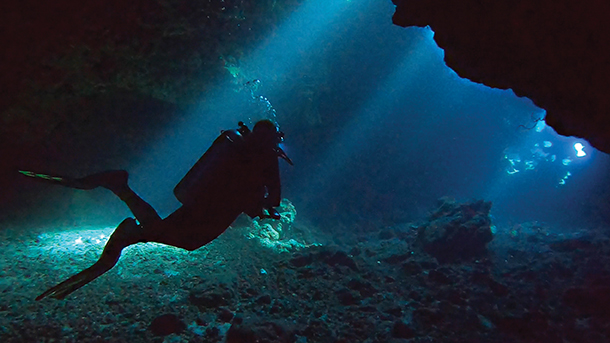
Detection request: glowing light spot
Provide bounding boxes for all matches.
[74,237,83,244]
[562,158,572,166]
[574,142,586,157]
[535,120,546,132]
[543,141,552,148]
[559,172,571,186]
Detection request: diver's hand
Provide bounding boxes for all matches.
[260,208,280,220]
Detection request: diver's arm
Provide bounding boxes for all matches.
[265,159,281,208]
[256,152,281,218]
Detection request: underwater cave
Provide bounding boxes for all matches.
[1,0,610,342]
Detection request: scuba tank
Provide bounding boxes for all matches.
[173,122,250,206]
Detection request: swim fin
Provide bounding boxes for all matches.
[18,170,128,191]
[18,170,83,187]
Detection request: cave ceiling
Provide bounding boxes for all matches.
[392,0,610,154]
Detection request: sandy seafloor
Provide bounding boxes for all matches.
[1,202,610,343]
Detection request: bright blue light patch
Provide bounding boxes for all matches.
[574,142,586,157]
[543,141,552,148]
[558,171,571,186]
[534,120,546,132]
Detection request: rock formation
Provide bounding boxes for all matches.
[392,0,610,153]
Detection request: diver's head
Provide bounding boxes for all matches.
[250,119,293,165]
[251,119,283,147]
[252,119,278,134]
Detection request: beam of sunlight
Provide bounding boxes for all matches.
[241,0,363,83]
[291,28,434,196]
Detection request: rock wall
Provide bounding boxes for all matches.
[392,0,610,154]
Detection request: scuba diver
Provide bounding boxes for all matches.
[22,119,293,300]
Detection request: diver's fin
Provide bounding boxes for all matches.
[18,170,128,191]
[35,261,108,300]
[18,170,86,188]
[36,217,138,300]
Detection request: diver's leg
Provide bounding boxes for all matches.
[20,169,162,225]
[115,188,162,226]
[36,217,143,300]
[80,170,162,226]
[136,206,236,251]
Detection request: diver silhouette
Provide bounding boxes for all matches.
[23,119,293,300]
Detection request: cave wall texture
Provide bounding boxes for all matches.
[392,0,610,154]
